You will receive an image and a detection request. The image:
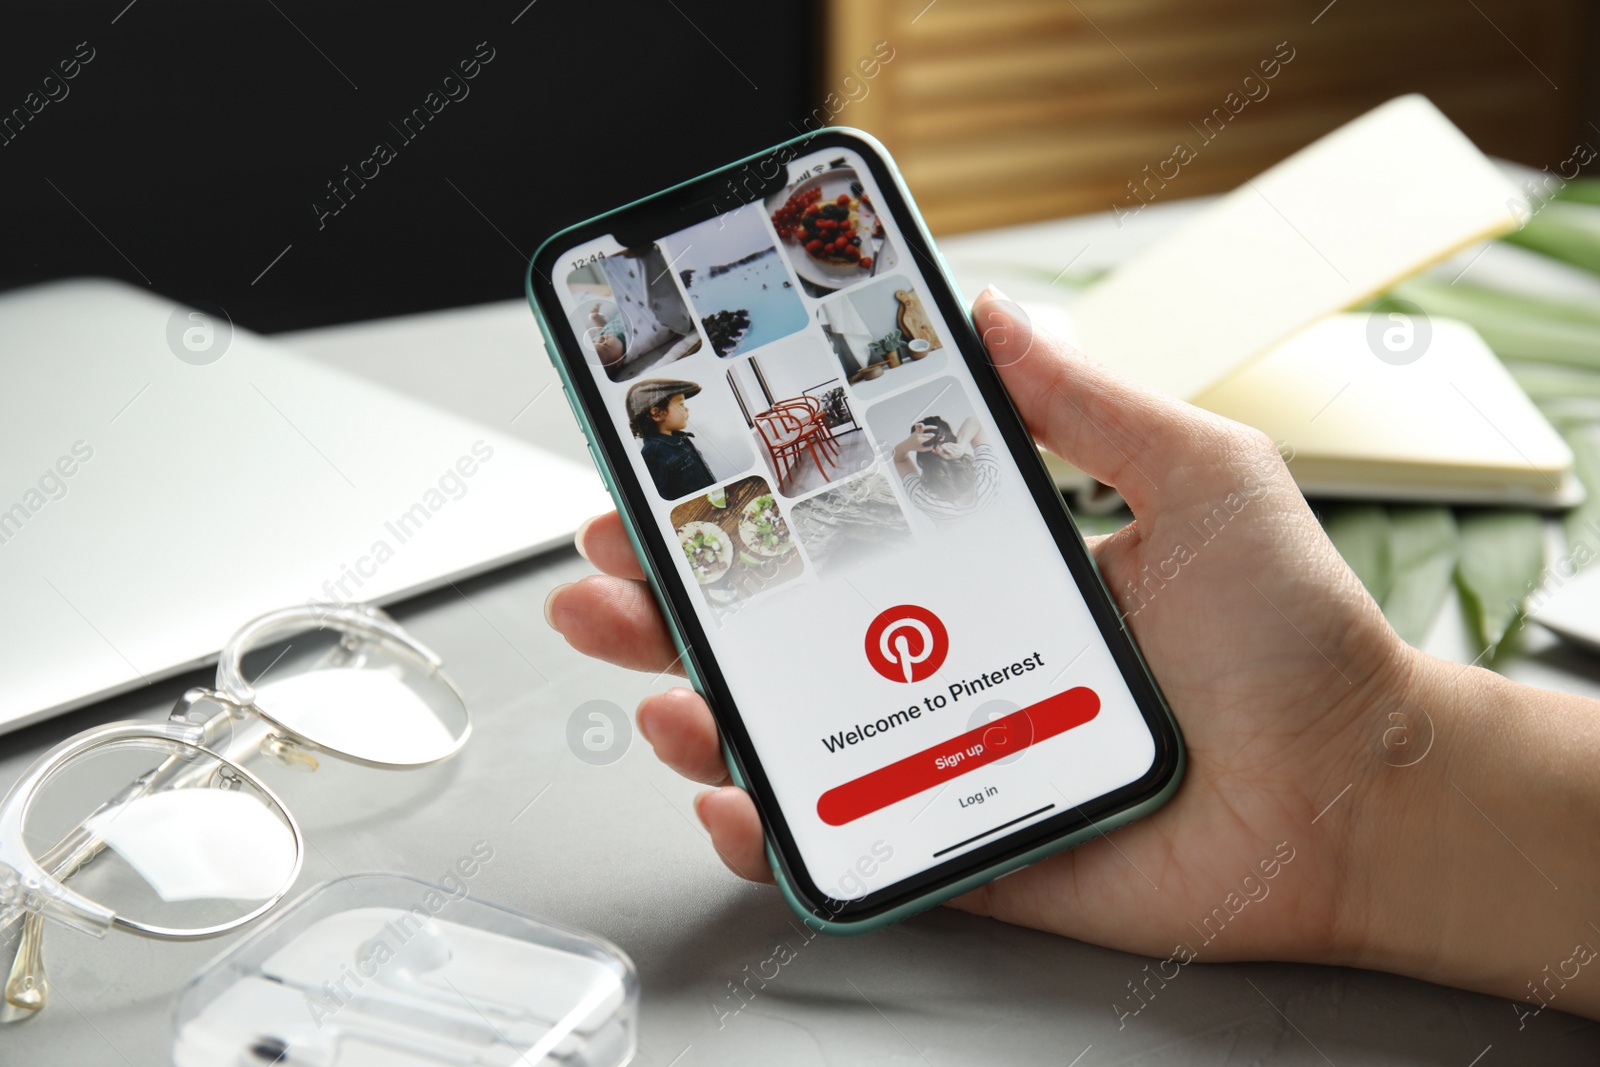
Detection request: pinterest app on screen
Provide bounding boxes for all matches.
[554,145,1157,900]
[864,606,948,684]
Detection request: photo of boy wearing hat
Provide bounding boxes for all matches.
[627,378,717,500]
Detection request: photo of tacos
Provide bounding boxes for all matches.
[669,475,804,621]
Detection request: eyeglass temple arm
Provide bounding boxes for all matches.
[1,703,259,1023]
[1,913,45,1022]
[0,746,194,1022]
[0,813,106,1021]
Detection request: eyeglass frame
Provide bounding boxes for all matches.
[0,721,304,941]
[0,603,471,1019]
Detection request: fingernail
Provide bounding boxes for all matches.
[692,788,717,824]
[636,700,659,746]
[573,517,595,561]
[979,284,1011,304]
[543,583,571,629]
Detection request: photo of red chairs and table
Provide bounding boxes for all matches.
[724,333,875,497]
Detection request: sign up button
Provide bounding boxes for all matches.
[816,687,1101,826]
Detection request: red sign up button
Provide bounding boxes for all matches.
[816,687,1101,827]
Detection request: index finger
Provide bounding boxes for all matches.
[974,288,1203,514]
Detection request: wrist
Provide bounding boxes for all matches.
[1338,649,1600,1018]
[1315,638,1430,968]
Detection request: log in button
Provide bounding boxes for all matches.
[816,686,1101,827]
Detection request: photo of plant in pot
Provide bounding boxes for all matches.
[868,329,905,368]
[816,274,947,401]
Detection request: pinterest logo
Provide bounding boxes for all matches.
[864,605,949,684]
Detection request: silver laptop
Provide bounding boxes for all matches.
[0,279,610,734]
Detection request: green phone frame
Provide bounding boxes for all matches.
[525,127,1185,935]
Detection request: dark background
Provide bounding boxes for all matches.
[0,1,815,332]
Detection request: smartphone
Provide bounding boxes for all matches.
[526,128,1183,933]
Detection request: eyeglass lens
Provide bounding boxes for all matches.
[22,738,298,933]
[240,628,468,767]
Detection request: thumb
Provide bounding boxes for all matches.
[972,286,1209,513]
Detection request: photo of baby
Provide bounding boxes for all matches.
[766,163,900,299]
[658,203,809,359]
[816,274,946,401]
[626,377,752,501]
[864,377,1002,524]
[567,247,701,383]
[790,472,911,576]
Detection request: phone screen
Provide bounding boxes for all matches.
[540,138,1175,920]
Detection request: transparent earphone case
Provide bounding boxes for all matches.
[172,873,638,1067]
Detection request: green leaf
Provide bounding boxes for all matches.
[1389,276,1600,329]
[1501,201,1600,278]
[1561,422,1600,570]
[1381,507,1459,646]
[1321,504,1393,604]
[1506,362,1600,402]
[1455,510,1545,653]
[1384,278,1600,369]
[1554,177,1600,207]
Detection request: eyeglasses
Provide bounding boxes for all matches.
[0,604,471,1023]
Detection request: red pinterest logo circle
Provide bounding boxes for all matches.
[864,605,949,684]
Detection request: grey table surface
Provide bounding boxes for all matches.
[5,199,1600,1064]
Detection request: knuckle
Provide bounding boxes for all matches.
[1237,424,1278,457]
[1206,416,1276,462]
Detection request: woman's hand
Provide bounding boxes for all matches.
[892,423,936,478]
[550,286,1402,958]
[546,287,1600,1018]
[897,423,936,455]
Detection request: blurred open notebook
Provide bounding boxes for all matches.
[1055,94,1577,507]
[1195,314,1577,505]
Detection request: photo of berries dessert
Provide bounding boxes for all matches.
[767,167,898,297]
[773,189,877,270]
